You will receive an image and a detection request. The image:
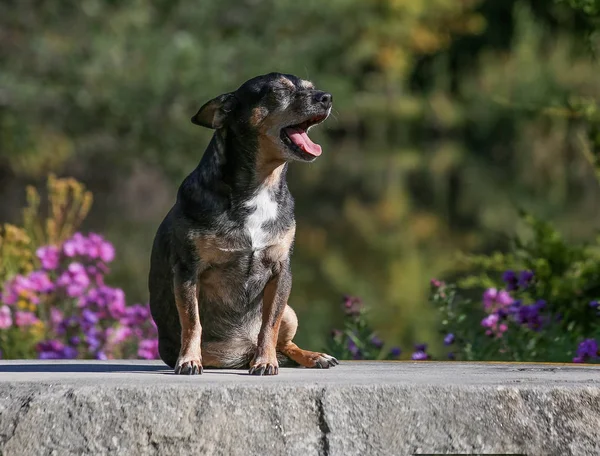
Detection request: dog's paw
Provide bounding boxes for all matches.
[249,357,279,376]
[174,357,203,375]
[301,351,339,369]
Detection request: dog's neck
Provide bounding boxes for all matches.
[200,129,288,198]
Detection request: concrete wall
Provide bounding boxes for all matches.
[0,360,599,455]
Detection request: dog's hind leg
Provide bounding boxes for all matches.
[276,306,338,369]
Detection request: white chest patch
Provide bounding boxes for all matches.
[244,188,278,250]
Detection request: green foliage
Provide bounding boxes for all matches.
[559,0,600,16]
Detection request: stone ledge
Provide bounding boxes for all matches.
[0,360,599,456]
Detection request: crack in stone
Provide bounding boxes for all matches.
[4,392,36,448]
[316,389,330,456]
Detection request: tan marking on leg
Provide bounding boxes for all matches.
[250,276,283,375]
[174,278,203,374]
[277,305,338,369]
[277,305,298,345]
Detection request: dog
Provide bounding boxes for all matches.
[149,72,339,375]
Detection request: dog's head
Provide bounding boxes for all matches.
[191,72,332,162]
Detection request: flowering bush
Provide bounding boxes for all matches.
[430,213,600,363]
[327,214,599,364]
[324,295,406,361]
[0,232,158,360]
[0,175,157,361]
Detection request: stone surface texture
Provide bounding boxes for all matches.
[0,360,599,456]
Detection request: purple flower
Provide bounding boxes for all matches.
[414,343,427,352]
[514,300,546,330]
[81,309,98,325]
[369,335,384,348]
[14,311,39,327]
[390,347,401,358]
[37,340,76,360]
[138,339,159,359]
[347,338,362,359]
[447,352,455,360]
[85,334,101,351]
[590,301,599,309]
[37,340,65,359]
[444,333,455,346]
[36,246,61,270]
[573,339,599,363]
[120,303,150,327]
[57,316,78,335]
[502,270,518,291]
[411,351,429,361]
[95,351,108,360]
[518,270,534,289]
[69,336,81,346]
[62,346,78,359]
[0,305,12,329]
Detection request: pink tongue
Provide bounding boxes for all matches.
[285,127,322,156]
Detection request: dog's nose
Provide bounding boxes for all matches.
[313,91,333,108]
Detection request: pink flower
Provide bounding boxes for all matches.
[50,307,64,326]
[0,306,12,329]
[36,246,61,270]
[483,288,514,311]
[63,233,87,257]
[1,284,17,305]
[138,339,159,359]
[1,275,40,305]
[15,311,39,327]
[57,262,90,297]
[106,326,132,345]
[481,313,508,338]
[99,242,115,263]
[28,271,54,293]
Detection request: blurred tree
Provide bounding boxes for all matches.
[1,0,599,350]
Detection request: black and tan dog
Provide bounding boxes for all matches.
[149,72,338,375]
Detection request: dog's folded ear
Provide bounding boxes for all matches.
[191,92,237,129]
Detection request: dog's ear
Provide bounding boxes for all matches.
[191,92,237,129]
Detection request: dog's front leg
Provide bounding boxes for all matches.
[173,262,203,375]
[250,261,291,376]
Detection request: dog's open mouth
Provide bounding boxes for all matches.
[281,114,328,157]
